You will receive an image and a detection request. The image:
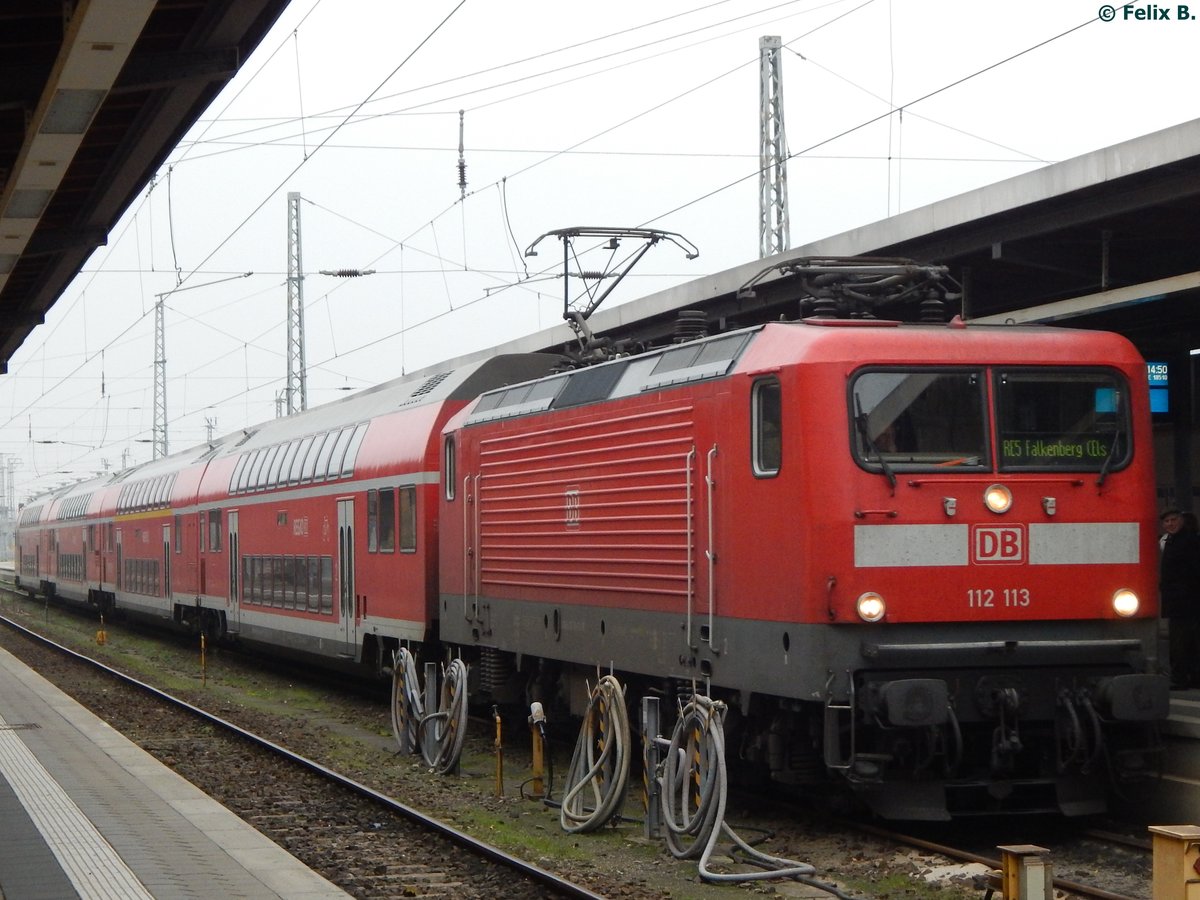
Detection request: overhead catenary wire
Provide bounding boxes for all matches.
[8,8,1099,498]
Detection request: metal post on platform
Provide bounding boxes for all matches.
[1149,825,1200,900]
[997,845,1052,900]
[423,662,438,763]
[641,696,662,839]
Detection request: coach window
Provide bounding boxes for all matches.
[399,486,416,552]
[307,557,322,612]
[174,515,182,553]
[208,510,222,552]
[752,378,782,477]
[258,446,281,489]
[235,451,254,494]
[326,426,355,479]
[340,423,369,477]
[302,433,330,483]
[367,489,379,552]
[267,443,289,488]
[229,454,248,494]
[314,431,339,481]
[319,556,334,615]
[247,449,270,491]
[444,436,456,500]
[379,487,396,552]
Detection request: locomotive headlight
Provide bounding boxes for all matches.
[857,592,886,623]
[1112,588,1139,617]
[983,484,1013,514]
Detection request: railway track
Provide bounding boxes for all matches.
[0,610,605,900]
[0,583,1163,900]
[853,822,1150,900]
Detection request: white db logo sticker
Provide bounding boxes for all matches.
[972,526,1025,564]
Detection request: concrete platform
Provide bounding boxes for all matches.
[0,644,350,899]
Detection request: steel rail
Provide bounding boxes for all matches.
[0,608,605,900]
[855,822,1144,900]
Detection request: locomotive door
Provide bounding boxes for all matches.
[227,511,240,629]
[337,499,357,649]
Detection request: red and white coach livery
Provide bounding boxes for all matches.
[17,354,557,670]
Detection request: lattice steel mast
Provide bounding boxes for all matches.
[286,191,307,415]
[153,291,168,458]
[759,35,790,259]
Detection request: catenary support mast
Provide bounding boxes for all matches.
[759,35,790,259]
[286,191,307,415]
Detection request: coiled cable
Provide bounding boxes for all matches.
[390,646,423,755]
[659,694,851,894]
[559,675,631,833]
[391,650,470,775]
[419,657,470,775]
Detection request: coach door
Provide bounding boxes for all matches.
[162,525,171,599]
[115,529,123,590]
[227,511,240,629]
[337,499,357,651]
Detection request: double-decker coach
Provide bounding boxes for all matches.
[17,354,558,674]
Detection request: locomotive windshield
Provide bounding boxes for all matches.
[994,369,1129,472]
[852,370,988,469]
[851,366,1131,474]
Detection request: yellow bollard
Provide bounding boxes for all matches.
[95,614,107,646]
[493,706,504,798]
[529,701,546,799]
[1149,825,1200,900]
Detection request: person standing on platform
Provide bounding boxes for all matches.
[1159,508,1200,689]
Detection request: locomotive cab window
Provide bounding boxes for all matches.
[752,378,782,477]
[444,436,456,500]
[995,368,1131,473]
[851,369,988,471]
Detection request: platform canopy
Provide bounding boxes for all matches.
[0,0,293,374]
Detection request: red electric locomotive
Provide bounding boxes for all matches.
[438,314,1169,819]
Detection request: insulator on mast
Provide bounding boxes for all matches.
[457,109,467,200]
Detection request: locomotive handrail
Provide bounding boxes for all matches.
[473,474,481,619]
[685,447,696,650]
[705,445,718,652]
[462,473,472,622]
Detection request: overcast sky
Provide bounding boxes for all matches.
[4,0,1198,502]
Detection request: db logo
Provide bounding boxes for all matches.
[972,525,1025,564]
[564,488,581,528]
